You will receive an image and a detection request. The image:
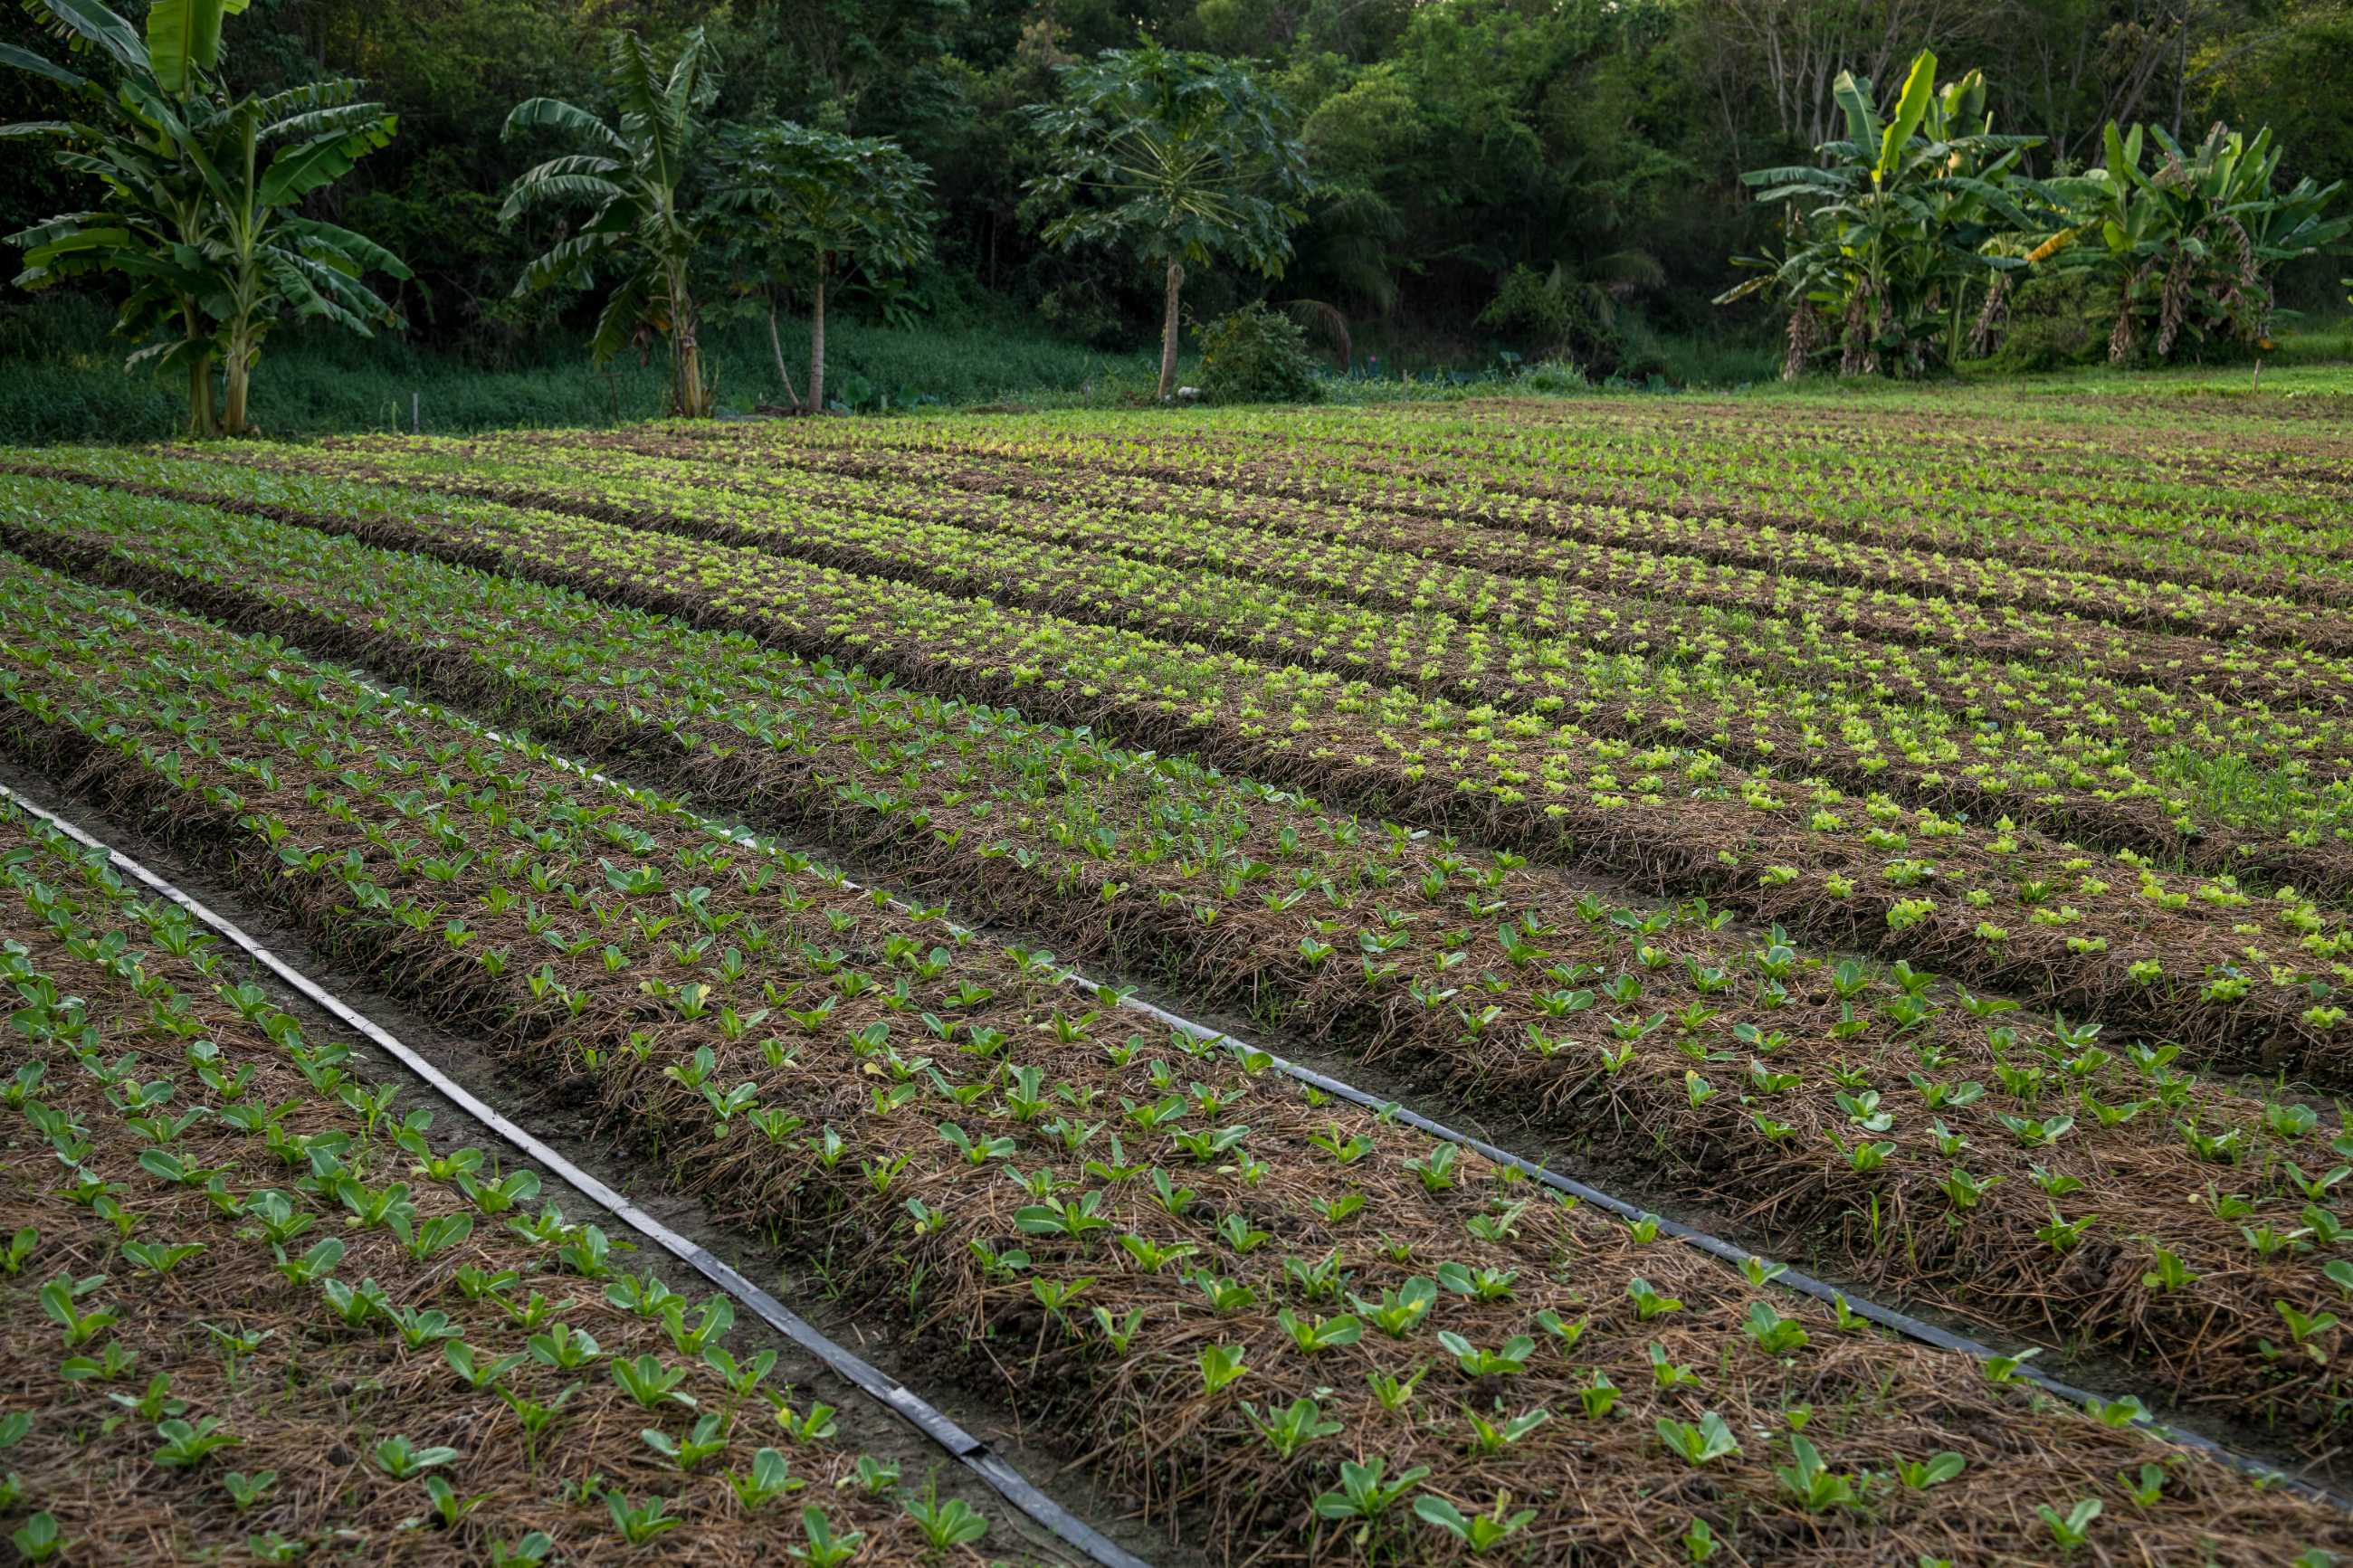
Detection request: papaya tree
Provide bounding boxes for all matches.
[1715,51,2042,378]
[710,119,932,413]
[1025,43,1312,402]
[3,0,407,435]
[501,29,719,418]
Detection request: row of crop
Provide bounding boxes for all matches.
[0,809,963,1566]
[603,404,2353,607]
[358,425,2353,662]
[272,432,2353,777]
[19,452,2353,911]
[723,430,2353,642]
[1328,398,2344,521]
[0,558,2339,1565]
[327,436,2353,873]
[4,504,2350,1449]
[13,456,2345,1074]
[1376,399,2353,572]
[785,398,2353,590]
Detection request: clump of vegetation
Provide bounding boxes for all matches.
[1196,302,1322,404]
[1718,48,2343,380]
[1980,271,2109,373]
[1478,263,1648,378]
[2033,121,2348,363]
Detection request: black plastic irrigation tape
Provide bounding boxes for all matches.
[0,778,1157,1568]
[307,680,2353,1510]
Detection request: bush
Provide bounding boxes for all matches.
[1477,263,1648,377]
[1514,359,1589,394]
[1981,271,2110,374]
[1196,303,1323,404]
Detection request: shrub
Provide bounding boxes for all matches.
[1196,303,1323,404]
[1478,263,1649,378]
[1981,271,2110,373]
[1516,359,1588,394]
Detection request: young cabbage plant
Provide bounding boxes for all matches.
[1412,1490,1536,1554]
[1656,1411,1741,1466]
[902,1488,989,1551]
[1313,1457,1430,1525]
[1774,1436,1856,1511]
[2035,1497,2102,1553]
[790,1504,865,1567]
[643,1411,729,1472]
[726,1447,802,1510]
[1243,1396,1342,1459]
[605,1490,684,1546]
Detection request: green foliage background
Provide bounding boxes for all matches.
[2,0,2348,435]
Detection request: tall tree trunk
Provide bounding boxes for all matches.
[180,301,216,439]
[1157,258,1185,401]
[674,332,706,417]
[765,296,802,410]
[222,329,254,438]
[807,253,828,413]
[185,354,215,440]
[671,271,707,417]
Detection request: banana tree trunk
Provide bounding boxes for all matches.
[674,333,707,418]
[185,353,216,440]
[670,271,708,417]
[807,253,828,414]
[1156,259,1185,401]
[222,329,255,437]
[180,300,217,439]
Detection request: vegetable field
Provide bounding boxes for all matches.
[4,387,2353,1565]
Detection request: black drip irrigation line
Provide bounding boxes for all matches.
[0,778,1156,1568]
[310,679,2353,1511]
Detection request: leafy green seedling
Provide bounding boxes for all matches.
[1313,1457,1430,1524]
[1656,1411,1740,1466]
[1413,1491,1535,1554]
[727,1448,802,1510]
[373,1434,460,1478]
[2035,1497,2101,1553]
[904,1487,989,1549]
[789,1504,864,1567]
[643,1411,729,1471]
[1243,1396,1342,1459]
[605,1491,683,1546]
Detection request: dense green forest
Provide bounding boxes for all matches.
[4,0,2349,435]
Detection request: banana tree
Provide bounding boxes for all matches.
[1716,51,2043,377]
[3,0,405,435]
[710,119,932,413]
[501,29,719,418]
[184,81,407,434]
[2032,122,2347,362]
[4,0,241,433]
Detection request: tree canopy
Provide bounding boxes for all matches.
[1026,43,1313,398]
[3,0,2348,393]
